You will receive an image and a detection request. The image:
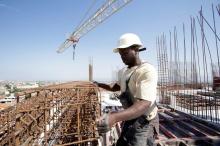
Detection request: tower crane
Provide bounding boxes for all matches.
[56,0,133,54]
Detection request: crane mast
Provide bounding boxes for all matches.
[57,0,133,53]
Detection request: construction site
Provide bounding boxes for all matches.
[1,0,220,146]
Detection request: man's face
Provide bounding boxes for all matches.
[119,47,137,65]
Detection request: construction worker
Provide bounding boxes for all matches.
[95,33,159,146]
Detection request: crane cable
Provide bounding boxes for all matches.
[72,0,98,60]
[217,4,220,16]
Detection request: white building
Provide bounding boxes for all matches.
[0,86,5,95]
[0,94,16,103]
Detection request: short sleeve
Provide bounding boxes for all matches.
[116,69,121,86]
[135,65,158,104]
[117,67,126,86]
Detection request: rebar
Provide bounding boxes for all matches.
[0,82,101,146]
[157,4,220,124]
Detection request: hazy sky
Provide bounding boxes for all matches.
[0,0,219,81]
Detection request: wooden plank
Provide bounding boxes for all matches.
[179,121,207,137]
[159,112,192,138]
[156,136,220,146]
[159,124,177,139]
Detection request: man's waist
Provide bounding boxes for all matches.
[145,106,158,120]
[125,106,158,126]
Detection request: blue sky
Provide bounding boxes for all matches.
[0,0,219,81]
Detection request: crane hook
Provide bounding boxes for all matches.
[72,44,76,60]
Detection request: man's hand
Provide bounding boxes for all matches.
[92,81,120,92]
[97,113,110,134]
[96,113,115,135]
[92,81,99,86]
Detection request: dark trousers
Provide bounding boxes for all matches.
[116,114,159,146]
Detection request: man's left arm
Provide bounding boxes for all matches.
[96,99,151,134]
[108,99,151,127]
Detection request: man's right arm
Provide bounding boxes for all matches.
[94,82,120,92]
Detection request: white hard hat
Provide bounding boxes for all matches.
[113,33,143,53]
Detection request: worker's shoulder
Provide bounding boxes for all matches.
[134,63,157,80]
[118,67,126,73]
[117,67,127,77]
[137,62,156,73]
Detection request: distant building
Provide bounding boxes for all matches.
[0,86,5,95]
[16,82,39,89]
[5,90,10,95]
[0,94,16,103]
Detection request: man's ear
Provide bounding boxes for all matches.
[135,50,139,55]
[131,46,138,52]
[134,46,139,54]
